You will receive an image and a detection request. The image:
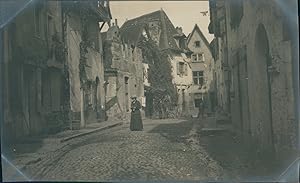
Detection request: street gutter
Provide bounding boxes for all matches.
[60,122,124,143]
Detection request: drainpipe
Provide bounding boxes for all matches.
[80,88,85,128]
[0,29,4,148]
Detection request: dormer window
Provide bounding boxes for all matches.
[195,41,200,47]
[142,30,148,40]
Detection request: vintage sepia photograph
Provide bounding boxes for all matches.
[0,0,299,182]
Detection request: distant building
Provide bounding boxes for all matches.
[102,19,145,120]
[209,0,299,157]
[120,9,195,118]
[186,24,216,116]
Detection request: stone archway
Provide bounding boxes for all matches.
[253,24,274,152]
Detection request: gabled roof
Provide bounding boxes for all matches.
[187,24,211,51]
[120,9,180,50]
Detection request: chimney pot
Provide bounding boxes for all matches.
[115,19,118,26]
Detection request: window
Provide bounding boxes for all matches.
[195,41,200,47]
[193,71,204,85]
[34,6,41,36]
[47,15,54,41]
[192,53,205,62]
[177,62,187,75]
[124,77,129,84]
[142,30,148,40]
[194,99,201,107]
[179,62,184,73]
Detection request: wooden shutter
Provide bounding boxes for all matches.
[184,63,188,76]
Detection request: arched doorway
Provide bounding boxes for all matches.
[254,24,274,152]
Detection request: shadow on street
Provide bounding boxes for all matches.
[148,119,194,143]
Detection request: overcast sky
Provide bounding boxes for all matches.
[102,1,214,42]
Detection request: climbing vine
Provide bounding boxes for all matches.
[138,37,178,116]
[78,7,92,88]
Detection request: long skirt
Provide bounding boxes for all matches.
[130,110,143,131]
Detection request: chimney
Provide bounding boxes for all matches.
[115,19,118,26]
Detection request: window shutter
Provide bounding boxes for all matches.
[184,63,188,76]
[36,68,42,112]
[177,62,180,75]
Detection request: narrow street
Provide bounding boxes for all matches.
[37,119,214,181]
[14,118,223,181]
[3,117,281,182]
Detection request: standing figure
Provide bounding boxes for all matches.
[130,96,143,131]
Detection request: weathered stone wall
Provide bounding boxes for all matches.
[169,54,193,116]
[2,1,66,143]
[224,0,298,155]
[66,12,82,114]
[103,26,145,120]
[66,11,106,124]
[212,38,227,112]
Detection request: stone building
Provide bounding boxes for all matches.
[64,0,111,128]
[102,20,144,120]
[209,0,230,115]
[1,0,67,143]
[120,9,194,118]
[209,0,299,158]
[210,37,227,114]
[0,0,112,144]
[186,24,216,116]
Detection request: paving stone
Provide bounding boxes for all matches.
[26,119,218,181]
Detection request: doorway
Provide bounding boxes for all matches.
[254,24,274,151]
[23,66,38,135]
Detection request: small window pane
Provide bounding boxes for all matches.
[193,78,198,85]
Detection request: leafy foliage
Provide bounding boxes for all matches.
[138,38,178,107]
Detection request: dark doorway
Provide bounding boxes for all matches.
[23,66,38,135]
[124,77,129,112]
[254,24,274,152]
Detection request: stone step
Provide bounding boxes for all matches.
[200,127,229,136]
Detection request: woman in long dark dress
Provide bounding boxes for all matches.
[130,96,143,131]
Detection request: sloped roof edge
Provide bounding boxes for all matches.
[187,24,212,53]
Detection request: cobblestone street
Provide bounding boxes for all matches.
[25,118,224,181]
[3,117,291,182]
